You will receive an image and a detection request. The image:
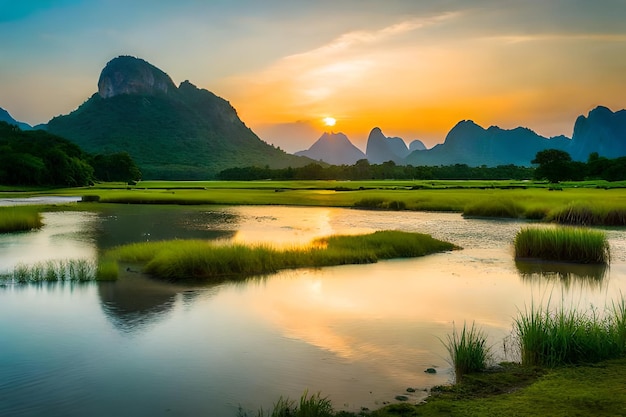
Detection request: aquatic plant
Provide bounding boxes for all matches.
[237,391,334,417]
[3,259,98,283]
[514,300,626,367]
[105,231,458,282]
[547,202,626,226]
[514,226,610,264]
[443,322,491,382]
[463,198,524,218]
[0,206,43,233]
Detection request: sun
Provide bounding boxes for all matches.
[323,117,336,127]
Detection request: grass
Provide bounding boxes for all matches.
[3,259,98,283]
[443,322,491,383]
[8,180,626,226]
[514,226,610,264]
[0,206,43,233]
[104,231,458,282]
[547,201,626,226]
[241,358,626,416]
[238,391,335,417]
[514,300,626,367]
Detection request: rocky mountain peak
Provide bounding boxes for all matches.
[98,55,177,99]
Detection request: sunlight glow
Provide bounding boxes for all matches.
[323,117,336,127]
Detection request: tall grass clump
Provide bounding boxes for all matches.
[463,198,524,218]
[106,231,458,282]
[514,300,626,367]
[0,207,43,233]
[548,202,626,226]
[238,391,333,417]
[443,322,491,382]
[514,226,610,264]
[4,259,98,283]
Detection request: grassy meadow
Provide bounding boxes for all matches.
[5,179,624,226]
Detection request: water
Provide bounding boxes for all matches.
[1,205,625,416]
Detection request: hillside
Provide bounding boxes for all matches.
[295,132,366,165]
[46,56,312,179]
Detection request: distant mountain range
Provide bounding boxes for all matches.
[295,106,626,167]
[1,55,625,173]
[0,107,32,131]
[42,56,313,179]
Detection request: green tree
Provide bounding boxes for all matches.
[532,149,574,183]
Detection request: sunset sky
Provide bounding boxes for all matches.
[1,1,625,152]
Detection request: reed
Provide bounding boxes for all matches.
[0,207,43,233]
[547,202,626,226]
[237,391,333,417]
[443,322,491,382]
[463,198,524,218]
[4,259,98,283]
[106,231,458,282]
[514,300,626,367]
[514,226,610,264]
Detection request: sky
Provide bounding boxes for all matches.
[1,0,626,153]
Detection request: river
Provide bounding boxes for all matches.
[1,205,625,416]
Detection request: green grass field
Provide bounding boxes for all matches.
[5,179,626,226]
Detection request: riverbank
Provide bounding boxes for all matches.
[362,357,626,417]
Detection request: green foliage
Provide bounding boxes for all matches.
[90,152,141,182]
[547,202,626,226]
[46,89,311,180]
[463,198,525,218]
[514,226,610,264]
[443,322,491,382]
[0,122,94,186]
[105,231,457,282]
[3,259,98,283]
[532,149,575,183]
[238,391,334,417]
[514,300,626,367]
[0,206,43,233]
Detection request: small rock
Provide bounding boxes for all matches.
[395,395,409,402]
[425,368,437,374]
[406,387,416,393]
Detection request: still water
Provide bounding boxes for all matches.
[1,205,625,416]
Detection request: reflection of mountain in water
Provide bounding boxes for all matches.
[93,206,239,249]
[516,260,608,290]
[98,270,208,334]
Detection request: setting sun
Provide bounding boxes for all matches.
[323,117,336,127]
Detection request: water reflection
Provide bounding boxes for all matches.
[516,260,609,291]
[97,269,205,334]
[93,205,238,249]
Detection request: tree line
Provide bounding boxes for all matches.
[0,122,141,186]
[217,160,535,181]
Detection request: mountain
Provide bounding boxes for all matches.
[46,55,312,179]
[0,107,32,130]
[409,139,426,152]
[569,106,626,160]
[365,128,410,163]
[294,132,366,165]
[405,121,571,167]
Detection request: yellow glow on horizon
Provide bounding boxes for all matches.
[323,116,336,127]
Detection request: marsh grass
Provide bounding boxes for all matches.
[0,206,43,233]
[4,259,98,283]
[463,199,525,218]
[514,300,626,367]
[514,226,610,264]
[238,391,334,417]
[443,322,491,382]
[547,202,626,226]
[105,231,458,282]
